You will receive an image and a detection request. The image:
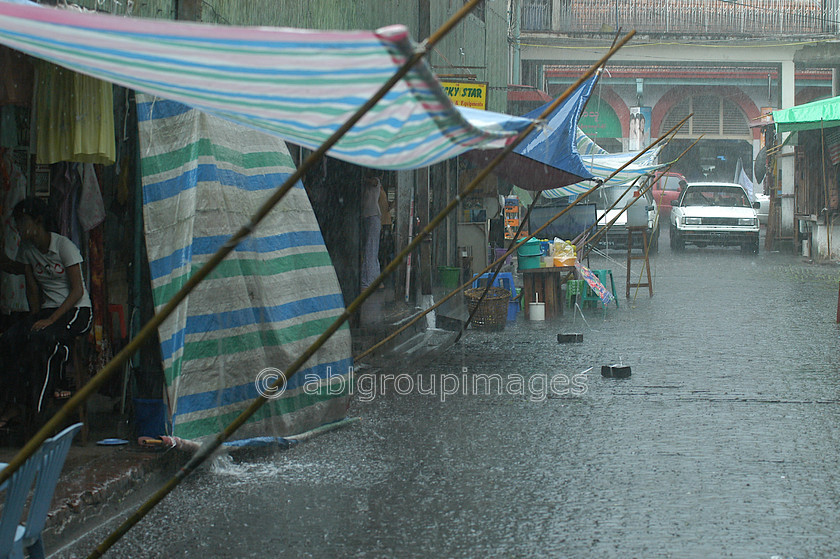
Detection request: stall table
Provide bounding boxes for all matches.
[520,266,576,320]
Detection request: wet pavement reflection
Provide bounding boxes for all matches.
[55,235,840,558]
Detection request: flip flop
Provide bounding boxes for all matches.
[54,389,72,400]
[0,414,21,429]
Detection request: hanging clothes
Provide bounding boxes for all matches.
[34,62,115,166]
[78,163,105,231]
[49,162,82,247]
[0,148,28,314]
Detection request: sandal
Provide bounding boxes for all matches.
[54,389,72,400]
[0,410,21,429]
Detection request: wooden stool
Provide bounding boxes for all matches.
[626,227,653,298]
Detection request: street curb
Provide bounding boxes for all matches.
[45,448,188,536]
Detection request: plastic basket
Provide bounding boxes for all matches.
[464,286,511,331]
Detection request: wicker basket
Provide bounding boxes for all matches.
[464,286,511,331]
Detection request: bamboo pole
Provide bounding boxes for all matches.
[453,191,543,343]
[821,119,832,260]
[84,25,639,559]
[354,113,688,363]
[0,0,501,488]
[627,138,703,302]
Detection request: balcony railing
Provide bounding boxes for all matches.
[522,0,839,35]
[522,0,552,31]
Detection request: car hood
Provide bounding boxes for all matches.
[681,206,756,219]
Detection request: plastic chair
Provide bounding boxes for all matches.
[21,423,84,559]
[0,451,43,559]
[565,279,585,309]
[471,272,517,299]
[581,269,619,316]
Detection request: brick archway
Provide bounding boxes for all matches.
[652,86,760,140]
[586,85,630,137]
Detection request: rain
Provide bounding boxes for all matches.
[1,1,840,558]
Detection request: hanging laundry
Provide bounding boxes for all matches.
[78,162,105,231]
[35,61,115,166]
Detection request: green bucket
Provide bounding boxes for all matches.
[438,266,461,289]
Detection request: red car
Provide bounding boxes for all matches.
[651,171,686,217]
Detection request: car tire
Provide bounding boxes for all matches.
[742,236,759,254]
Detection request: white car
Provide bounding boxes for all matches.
[753,192,770,225]
[669,182,760,253]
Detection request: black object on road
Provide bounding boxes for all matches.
[557,333,583,343]
[601,364,631,378]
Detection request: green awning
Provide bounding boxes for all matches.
[773,96,840,133]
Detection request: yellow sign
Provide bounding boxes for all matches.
[440,81,487,110]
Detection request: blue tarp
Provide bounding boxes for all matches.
[464,75,598,191]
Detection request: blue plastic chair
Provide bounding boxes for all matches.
[21,423,83,559]
[471,272,516,298]
[0,450,42,559]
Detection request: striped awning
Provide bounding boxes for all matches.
[541,130,663,199]
[0,0,533,170]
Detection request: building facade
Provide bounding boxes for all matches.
[512,0,840,250]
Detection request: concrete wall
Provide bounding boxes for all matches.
[811,221,840,260]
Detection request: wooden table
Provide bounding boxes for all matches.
[520,266,576,319]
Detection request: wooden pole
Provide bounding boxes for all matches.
[836,280,839,323]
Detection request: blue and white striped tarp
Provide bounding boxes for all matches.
[138,94,352,442]
[541,130,664,199]
[0,0,534,170]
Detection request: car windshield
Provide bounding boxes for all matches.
[661,176,682,191]
[681,186,749,207]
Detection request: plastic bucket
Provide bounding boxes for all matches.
[517,238,542,257]
[518,254,540,270]
[529,302,545,321]
[438,266,461,289]
[134,398,168,438]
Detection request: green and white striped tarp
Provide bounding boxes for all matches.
[138,94,351,442]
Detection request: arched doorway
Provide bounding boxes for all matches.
[579,94,623,152]
[658,92,755,182]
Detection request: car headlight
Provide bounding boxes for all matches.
[684,217,701,225]
[738,218,757,226]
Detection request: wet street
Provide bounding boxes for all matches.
[55,233,840,558]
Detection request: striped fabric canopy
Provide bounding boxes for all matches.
[540,130,664,199]
[0,1,533,170]
[138,94,353,442]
